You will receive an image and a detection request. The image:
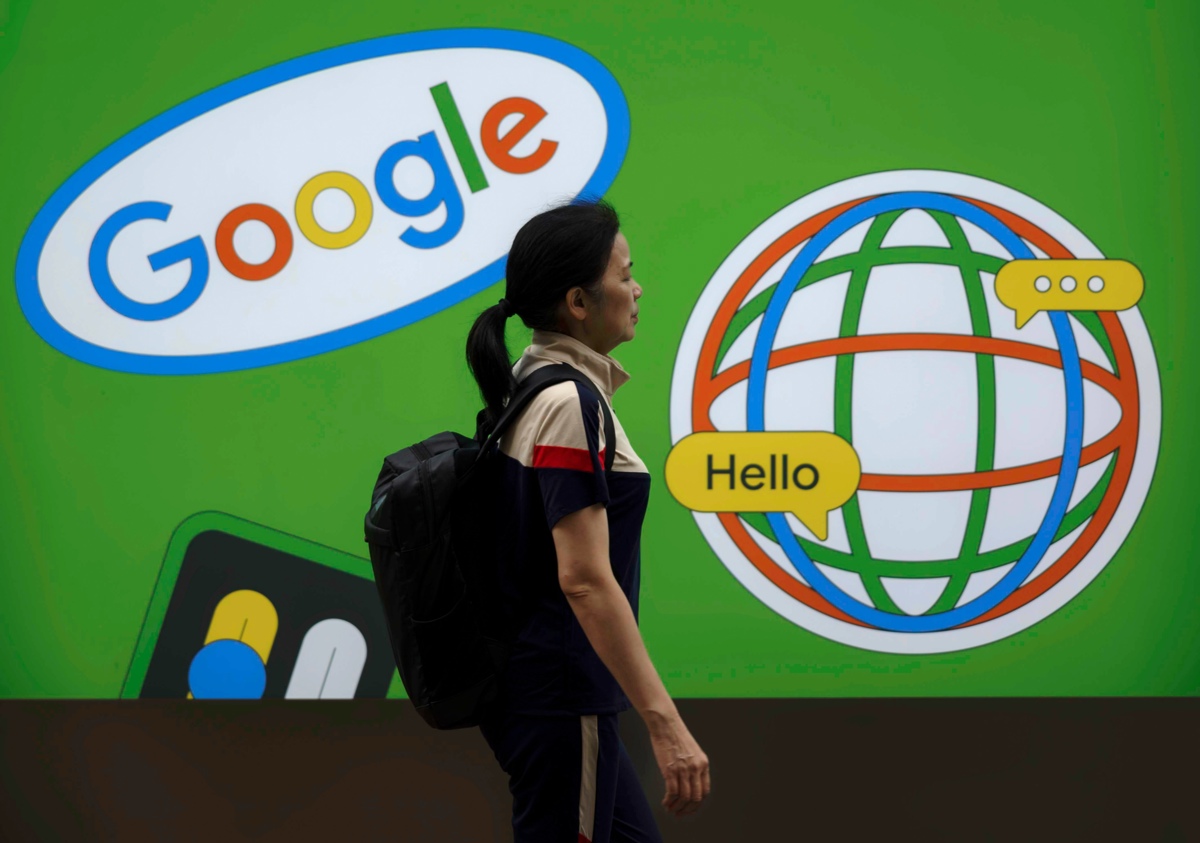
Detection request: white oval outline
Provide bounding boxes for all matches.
[15,29,630,375]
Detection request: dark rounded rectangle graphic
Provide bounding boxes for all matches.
[124,513,396,699]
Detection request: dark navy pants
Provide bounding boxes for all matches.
[480,709,663,843]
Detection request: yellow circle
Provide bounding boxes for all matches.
[295,171,373,249]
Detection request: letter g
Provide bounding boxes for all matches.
[373,132,465,250]
[89,201,209,321]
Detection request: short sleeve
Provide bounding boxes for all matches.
[530,382,610,528]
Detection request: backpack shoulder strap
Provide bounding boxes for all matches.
[479,363,616,472]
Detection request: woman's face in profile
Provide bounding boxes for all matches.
[591,232,642,354]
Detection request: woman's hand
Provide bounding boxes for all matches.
[646,713,711,817]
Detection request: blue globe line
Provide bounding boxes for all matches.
[746,192,1083,632]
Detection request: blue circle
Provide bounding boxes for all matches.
[746,192,1084,632]
[188,639,267,699]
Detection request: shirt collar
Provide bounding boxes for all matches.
[514,329,631,400]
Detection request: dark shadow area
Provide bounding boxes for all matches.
[2,698,1195,841]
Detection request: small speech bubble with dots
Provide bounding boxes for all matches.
[995,259,1144,329]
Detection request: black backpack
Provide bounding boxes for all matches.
[363,363,616,729]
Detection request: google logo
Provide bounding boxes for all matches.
[18,30,629,374]
[89,82,562,322]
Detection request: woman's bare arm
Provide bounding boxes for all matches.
[553,503,673,719]
[552,502,711,816]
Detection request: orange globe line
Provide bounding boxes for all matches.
[716,510,865,625]
[703,332,1135,492]
[693,197,871,434]
[692,195,1140,630]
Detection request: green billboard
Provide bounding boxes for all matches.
[2,0,1197,699]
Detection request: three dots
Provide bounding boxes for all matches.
[1034,275,1105,294]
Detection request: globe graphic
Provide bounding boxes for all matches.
[669,171,1160,654]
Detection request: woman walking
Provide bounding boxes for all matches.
[466,199,711,842]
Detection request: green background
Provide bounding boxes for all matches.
[1,0,1197,698]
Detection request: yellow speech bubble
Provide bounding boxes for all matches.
[995,259,1144,329]
[665,432,861,541]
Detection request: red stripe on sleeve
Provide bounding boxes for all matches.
[532,445,606,472]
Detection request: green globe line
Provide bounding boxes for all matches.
[932,210,994,611]
[713,208,1121,617]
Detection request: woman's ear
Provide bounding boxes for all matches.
[564,286,589,322]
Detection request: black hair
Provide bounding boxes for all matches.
[466,198,620,434]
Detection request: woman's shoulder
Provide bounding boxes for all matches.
[497,376,604,461]
[511,362,604,417]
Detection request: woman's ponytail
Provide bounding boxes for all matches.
[466,301,516,434]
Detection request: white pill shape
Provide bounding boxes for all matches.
[284,617,368,699]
